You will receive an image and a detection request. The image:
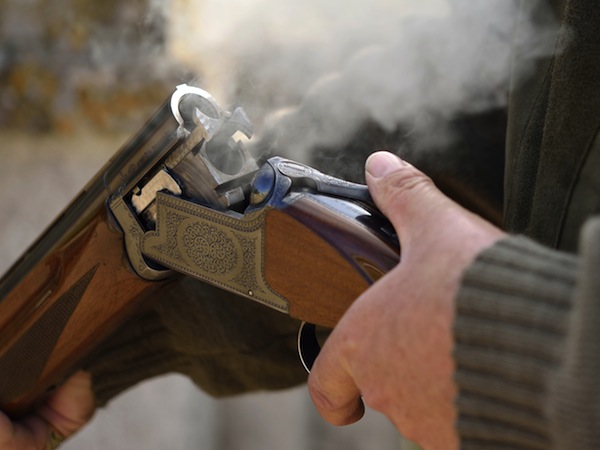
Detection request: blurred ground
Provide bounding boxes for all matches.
[0,130,411,449]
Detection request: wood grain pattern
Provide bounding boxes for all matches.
[264,196,399,328]
[0,208,169,417]
[0,100,180,417]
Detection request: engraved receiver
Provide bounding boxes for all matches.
[115,85,400,370]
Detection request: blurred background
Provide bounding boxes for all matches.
[0,0,528,447]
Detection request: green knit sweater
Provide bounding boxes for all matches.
[454,0,600,447]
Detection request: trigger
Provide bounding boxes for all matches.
[298,322,320,373]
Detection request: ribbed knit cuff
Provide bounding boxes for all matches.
[454,236,577,449]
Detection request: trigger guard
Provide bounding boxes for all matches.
[298,322,320,373]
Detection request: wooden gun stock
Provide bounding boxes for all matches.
[0,207,170,417]
[0,101,179,417]
[264,196,398,329]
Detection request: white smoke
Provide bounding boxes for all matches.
[167,1,444,107]
[162,0,557,161]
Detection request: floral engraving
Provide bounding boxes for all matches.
[182,222,237,275]
[141,194,289,313]
[151,210,186,262]
[233,235,257,291]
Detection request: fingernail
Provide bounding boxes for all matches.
[366,152,406,178]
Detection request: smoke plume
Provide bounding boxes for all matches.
[164,0,558,163]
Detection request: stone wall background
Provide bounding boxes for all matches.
[0,1,411,448]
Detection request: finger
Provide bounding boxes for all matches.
[365,151,445,242]
[308,339,365,426]
[2,408,51,450]
[36,370,95,438]
[0,411,18,449]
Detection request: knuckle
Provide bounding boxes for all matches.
[308,382,350,425]
[308,381,338,413]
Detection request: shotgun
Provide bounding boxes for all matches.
[0,84,399,417]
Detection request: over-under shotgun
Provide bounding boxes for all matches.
[0,85,399,417]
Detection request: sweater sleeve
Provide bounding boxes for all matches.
[453,232,579,449]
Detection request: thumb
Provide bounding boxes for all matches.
[365,151,445,242]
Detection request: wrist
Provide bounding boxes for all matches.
[453,235,577,447]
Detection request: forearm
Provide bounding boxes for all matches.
[453,219,600,449]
